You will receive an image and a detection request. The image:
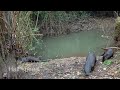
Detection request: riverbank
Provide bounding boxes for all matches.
[11,51,120,79]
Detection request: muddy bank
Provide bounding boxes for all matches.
[8,52,120,79]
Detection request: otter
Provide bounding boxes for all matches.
[17,56,42,63]
[102,48,114,62]
[84,52,96,76]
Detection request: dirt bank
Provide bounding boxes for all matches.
[11,51,120,79]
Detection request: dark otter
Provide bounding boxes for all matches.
[17,56,42,63]
[102,48,114,62]
[84,52,96,76]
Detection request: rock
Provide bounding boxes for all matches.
[103,68,106,70]
[77,71,81,75]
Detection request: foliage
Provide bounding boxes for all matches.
[115,17,120,36]
[16,11,43,56]
[103,60,113,66]
[31,11,90,37]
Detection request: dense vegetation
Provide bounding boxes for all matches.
[31,11,117,37]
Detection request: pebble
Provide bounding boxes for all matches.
[72,76,76,79]
[115,71,118,74]
[103,68,106,70]
[77,71,81,75]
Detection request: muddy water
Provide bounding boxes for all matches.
[42,29,113,59]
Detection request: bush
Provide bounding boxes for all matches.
[31,11,90,37]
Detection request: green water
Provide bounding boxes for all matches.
[41,30,112,59]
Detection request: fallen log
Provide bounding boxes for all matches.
[101,47,120,50]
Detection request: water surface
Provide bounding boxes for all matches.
[41,30,112,59]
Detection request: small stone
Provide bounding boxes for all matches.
[54,77,57,79]
[77,71,81,75]
[72,76,76,79]
[115,71,118,74]
[103,68,106,70]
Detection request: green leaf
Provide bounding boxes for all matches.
[103,60,112,65]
